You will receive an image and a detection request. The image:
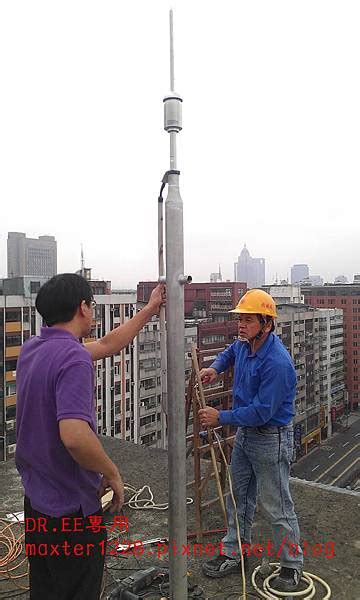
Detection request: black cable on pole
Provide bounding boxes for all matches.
[158,170,181,202]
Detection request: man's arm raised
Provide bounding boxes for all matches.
[85,284,165,361]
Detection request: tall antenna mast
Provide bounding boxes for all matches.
[170,7,175,92]
[81,244,85,271]
[162,9,189,599]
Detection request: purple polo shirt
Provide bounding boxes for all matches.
[15,327,101,517]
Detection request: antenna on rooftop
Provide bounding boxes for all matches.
[160,9,188,599]
[81,244,85,271]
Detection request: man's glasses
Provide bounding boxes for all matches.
[82,299,97,309]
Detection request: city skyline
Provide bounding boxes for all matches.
[7,232,57,279]
[1,1,359,288]
[1,275,355,459]
[2,233,357,289]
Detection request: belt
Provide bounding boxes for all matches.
[243,424,293,434]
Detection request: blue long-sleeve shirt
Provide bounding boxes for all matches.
[211,333,296,427]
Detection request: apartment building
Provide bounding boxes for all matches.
[89,291,199,449]
[318,310,346,433]
[0,278,43,461]
[1,284,139,460]
[89,293,137,442]
[137,319,197,448]
[302,284,360,410]
[136,318,162,447]
[276,304,345,455]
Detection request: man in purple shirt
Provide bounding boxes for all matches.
[15,273,164,600]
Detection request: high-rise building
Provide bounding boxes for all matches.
[136,318,197,448]
[7,232,57,278]
[88,293,137,442]
[0,277,43,461]
[291,264,309,284]
[234,245,265,288]
[302,283,360,411]
[276,304,345,453]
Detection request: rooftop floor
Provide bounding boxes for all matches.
[0,436,359,599]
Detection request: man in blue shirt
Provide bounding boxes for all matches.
[199,289,303,593]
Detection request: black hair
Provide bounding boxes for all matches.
[35,273,93,326]
[256,314,275,333]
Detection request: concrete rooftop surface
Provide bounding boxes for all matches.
[0,436,359,599]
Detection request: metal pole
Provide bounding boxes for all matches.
[158,191,168,449]
[164,9,188,599]
[170,132,177,170]
[166,172,187,599]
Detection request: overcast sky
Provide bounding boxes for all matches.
[1,1,359,288]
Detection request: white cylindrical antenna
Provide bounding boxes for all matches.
[164,11,182,139]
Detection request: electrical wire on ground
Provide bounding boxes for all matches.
[123,484,192,510]
[0,518,28,595]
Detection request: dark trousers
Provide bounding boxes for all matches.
[24,496,107,600]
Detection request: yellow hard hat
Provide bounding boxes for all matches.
[229,289,277,318]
